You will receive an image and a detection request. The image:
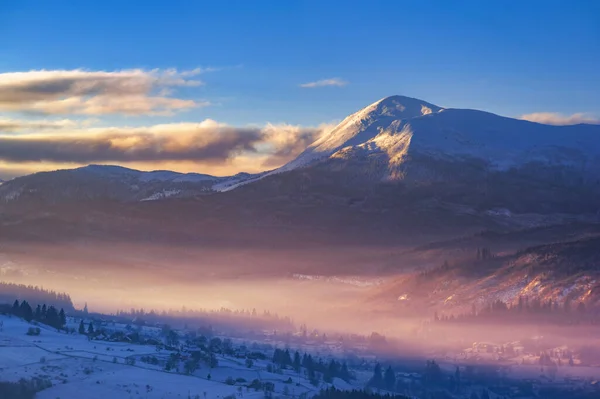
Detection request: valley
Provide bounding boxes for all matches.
[1,95,600,398]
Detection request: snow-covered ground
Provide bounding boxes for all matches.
[0,315,336,398]
[4,310,600,398]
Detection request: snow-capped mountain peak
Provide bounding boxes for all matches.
[281,95,443,171]
[217,94,600,194]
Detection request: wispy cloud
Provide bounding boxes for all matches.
[0,68,213,116]
[520,112,600,126]
[0,118,78,132]
[299,78,348,88]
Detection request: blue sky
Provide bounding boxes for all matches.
[0,0,599,177]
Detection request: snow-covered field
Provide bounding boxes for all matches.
[4,310,600,398]
[0,315,338,398]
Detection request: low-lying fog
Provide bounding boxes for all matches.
[1,242,404,335]
[3,241,600,361]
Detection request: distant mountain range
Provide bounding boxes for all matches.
[0,164,264,203]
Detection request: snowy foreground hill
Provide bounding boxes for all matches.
[0,315,359,399]
[3,309,600,399]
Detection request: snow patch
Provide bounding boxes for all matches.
[141,189,182,201]
[291,274,384,287]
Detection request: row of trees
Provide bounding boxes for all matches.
[435,297,597,325]
[10,300,67,330]
[114,306,295,333]
[417,248,495,282]
[0,282,74,311]
[368,360,446,392]
[271,348,352,384]
[0,378,52,399]
[77,320,96,335]
[368,363,398,391]
[366,360,474,395]
[313,387,408,399]
[476,247,494,261]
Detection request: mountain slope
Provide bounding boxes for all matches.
[213,96,599,218]
[218,95,600,196]
[282,96,600,183]
[284,95,443,170]
[371,232,600,314]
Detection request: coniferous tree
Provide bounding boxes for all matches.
[46,306,60,329]
[59,308,67,328]
[423,360,443,386]
[293,351,302,373]
[20,301,33,322]
[340,362,351,382]
[369,363,383,389]
[78,320,86,334]
[35,305,42,321]
[454,366,461,392]
[12,300,20,316]
[272,348,281,365]
[331,360,341,380]
[307,355,316,381]
[384,366,396,391]
[284,349,292,367]
[88,322,95,334]
[302,353,309,368]
[324,360,338,383]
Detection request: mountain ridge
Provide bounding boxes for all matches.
[0,164,264,203]
[2,95,600,215]
[216,95,600,191]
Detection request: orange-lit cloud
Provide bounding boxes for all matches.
[0,68,211,115]
[260,122,335,167]
[0,120,330,177]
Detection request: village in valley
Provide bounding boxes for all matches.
[1,288,600,399]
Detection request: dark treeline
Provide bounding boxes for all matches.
[0,378,51,399]
[313,387,408,399]
[363,359,504,399]
[435,296,600,326]
[367,363,400,392]
[4,299,67,331]
[114,307,295,334]
[114,307,392,352]
[367,360,449,394]
[271,348,352,385]
[0,282,74,311]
